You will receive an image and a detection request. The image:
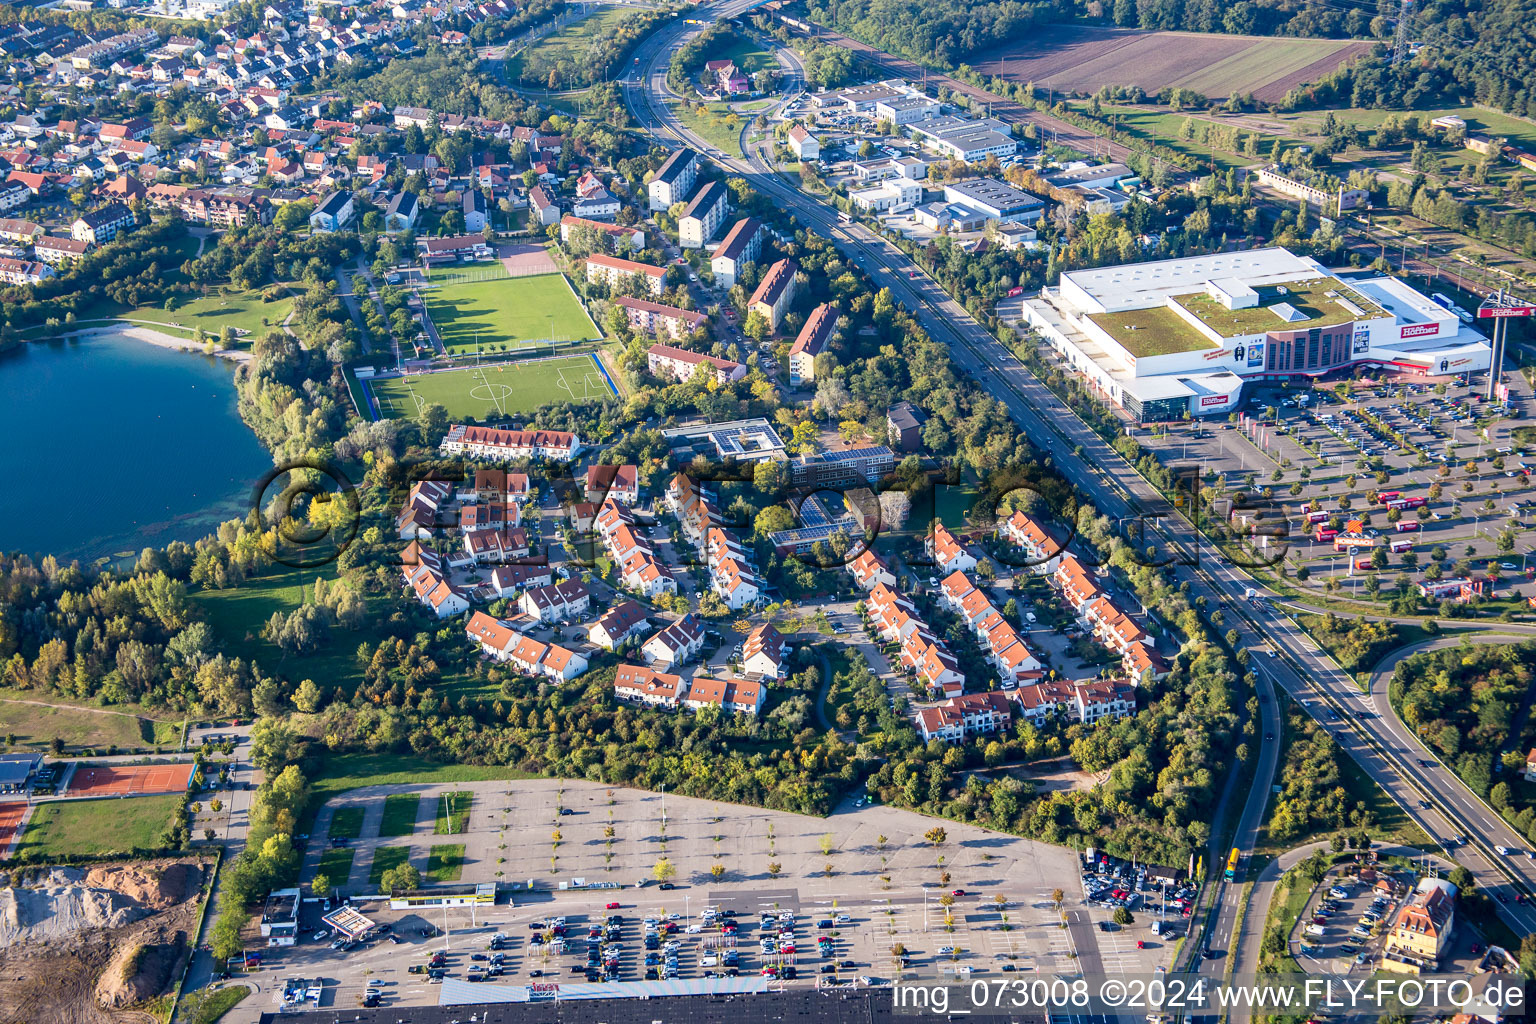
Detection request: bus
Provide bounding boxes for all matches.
[1224,848,1240,880]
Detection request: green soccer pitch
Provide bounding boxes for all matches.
[368,355,617,420]
[422,268,600,352]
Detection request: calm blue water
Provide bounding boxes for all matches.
[0,333,272,563]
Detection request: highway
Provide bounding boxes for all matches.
[619,0,1536,966]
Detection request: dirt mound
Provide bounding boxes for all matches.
[84,863,200,911]
[94,935,184,1009]
[0,884,149,946]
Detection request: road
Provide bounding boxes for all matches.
[624,0,1535,960]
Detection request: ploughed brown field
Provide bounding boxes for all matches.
[970,24,1372,102]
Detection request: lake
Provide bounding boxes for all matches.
[0,332,272,564]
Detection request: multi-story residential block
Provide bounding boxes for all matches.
[678,179,728,249]
[462,188,487,232]
[709,216,762,290]
[308,190,354,232]
[747,257,799,331]
[647,342,744,385]
[0,257,51,284]
[788,303,838,385]
[586,253,666,296]
[35,235,91,265]
[616,296,707,340]
[560,215,645,252]
[741,624,787,678]
[648,148,697,212]
[70,203,135,244]
[384,190,418,232]
[1074,679,1136,724]
[517,579,590,623]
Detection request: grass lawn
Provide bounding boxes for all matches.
[379,794,421,836]
[126,287,293,346]
[505,6,636,84]
[1071,104,1271,171]
[422,269,598,352]
[426,843,466,882]
[303,752,536,833]
[0,698,176,753]
[708,35,775,76]
[328,806,364,839]
[316,847,355,885]
[194,566,368,691]
[186,984,250,1024]
[671,101,747,157]
[368,354,615,421]
[368,846,410,887]
[434,791,473,835]
[20,794,181,859]
[1283,106,1536,152]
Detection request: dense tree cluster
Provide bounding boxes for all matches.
[801,0,1059,67]
[0,551,268,716]
[1391,641,1536,845]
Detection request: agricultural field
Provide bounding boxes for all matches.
[421,268,599,353]
[19,794,182,859]
[367,354,616,421]
[969,25,1371,103]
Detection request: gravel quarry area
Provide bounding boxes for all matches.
[0,859,210,1024]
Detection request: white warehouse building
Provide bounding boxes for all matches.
[1021,247,1491,421]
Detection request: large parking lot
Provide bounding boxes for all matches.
[259,779,1175,1015]
[1127,372,1536,602]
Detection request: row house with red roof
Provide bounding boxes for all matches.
[466,612,589,681]
[612,665,765,715]
[916,691,1012,743]
[866,583,964,697]
[613,664,687,709]
[926,523,977,575]
[938,570,1042,688]
[441,424,581,462]
[999,509,1065,575]
[1053,553,1166,682]
[846,549,897,591]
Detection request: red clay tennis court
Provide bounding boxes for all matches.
[67,763,193,796]
[0,801,25,849]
